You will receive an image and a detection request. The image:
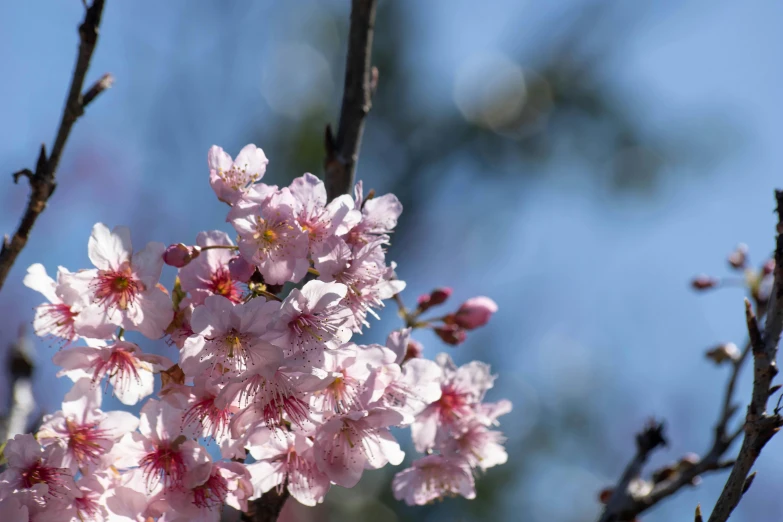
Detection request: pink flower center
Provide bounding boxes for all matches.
[288,313,341,353]
[261,394,309,429]
[183,395,231,440]
[217,164,259,190]
[66,419,110,466]
[298,210,330,243]
[36,303,78,341]
[19,461,70,498]
[139,442,186,489]
[93,264,143,310]
[192,469,229,509]
[324,374,361,413]
[90,346,141,390]
[437,386,471,425]
[75,489,101,518]
[208,267,242,303]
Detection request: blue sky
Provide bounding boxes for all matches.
[1,1,783,520]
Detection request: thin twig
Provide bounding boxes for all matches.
[324,0,379,201]
[0,0,109,292]
[707,190,783,522]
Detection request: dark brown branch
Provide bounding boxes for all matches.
[324,0,378,201]
[241,489,289,522]
[707,190,783,522]
[598,420,666,521]
[599,302,767,521]
[0,0,109,292]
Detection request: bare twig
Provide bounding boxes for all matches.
[324,0,379,201]
[707,190,783,522]
[243,2,379,520]
[599,420,666,520]
[599,241,775,521]
[597,338,753,522]
[0,0,110,292]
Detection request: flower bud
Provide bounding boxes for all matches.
[417,287,453,312]
[705,342,739,365]
[163,243,200,268]
[727,243,748,270]
[403,339,424,363]
[228,255,255,283]
[763,259,775,276]
[452,296,498,329]
[691,275,718,291]
[598,488,613,504]
[434,324,466,345]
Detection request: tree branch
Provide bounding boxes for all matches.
[707,190,783,522]
[324,0,379,201]
[243,2,379,520]
[240,489,289,522]
[0,0,110,292]
[598,279,771,521]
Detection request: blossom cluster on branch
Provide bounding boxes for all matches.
[0,144,511,521]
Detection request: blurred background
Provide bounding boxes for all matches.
[1,1,782,520]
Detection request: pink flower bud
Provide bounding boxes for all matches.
[727,243,748,270]
[763,259,775,276]
[417,287,453,312]
[403,339,423,363]
[163,244,200,268]
[434,324,466,345]
[452,296,497,329]
[691,275,718,291]
[228,256,255,283]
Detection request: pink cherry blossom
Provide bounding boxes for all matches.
[311,344,396,416]
[178,377,236,443]
[222,366,327,435]
[37,379,139,473]
[67,223,174,339]
[441,420,508,471]
[152,462,252,520]
[411,354,495,452]
[52,340,172,406]
[24,263,115,342]
[372,357,443,425]
[313,408,404,488]
[315,240,406,332]
[289,173,360,256]
[112,400,211,492]
[246,429,330,507]
[268,280,352,361]
[392,454,475,505]
[229,187,309,284]
[178,230,243,306]
[0,434,78,504]
[208,144,268,205]
[346,181,403,248]
[180,295,283,381]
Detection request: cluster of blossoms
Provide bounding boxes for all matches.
[1,144,510,521]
